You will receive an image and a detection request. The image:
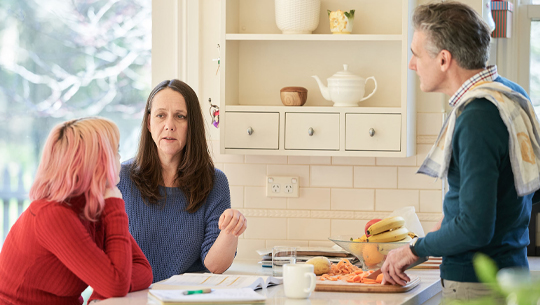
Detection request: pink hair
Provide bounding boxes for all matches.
[29,117,120,222]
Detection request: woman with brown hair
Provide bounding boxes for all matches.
[118,79,247,282]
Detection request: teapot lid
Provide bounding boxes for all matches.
[329,64,364,81]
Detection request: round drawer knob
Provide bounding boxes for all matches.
[247,127,253,135]
[308,127,314,136]
[369,128,375,137]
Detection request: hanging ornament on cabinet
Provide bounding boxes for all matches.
[208,98,219,128]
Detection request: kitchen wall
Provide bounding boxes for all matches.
[198,0,453,259]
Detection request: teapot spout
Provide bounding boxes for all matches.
[311,75,331,101]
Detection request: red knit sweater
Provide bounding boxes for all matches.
[0,196,153,305]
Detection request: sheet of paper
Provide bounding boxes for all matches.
[155,274,263,290]
[149,288,266,303]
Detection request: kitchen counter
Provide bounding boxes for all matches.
[98,258,540,305]
[98,259,444,305]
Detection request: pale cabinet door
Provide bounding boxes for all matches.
[224,112,279,149]
[285,113,340,150]
[346,114,401,151]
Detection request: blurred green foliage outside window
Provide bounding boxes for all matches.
[0,0,151,243]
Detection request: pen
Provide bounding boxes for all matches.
[183,288,213,295]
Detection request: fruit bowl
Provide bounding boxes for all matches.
[329,235,409,271]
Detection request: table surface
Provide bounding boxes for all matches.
[98,257,540,305]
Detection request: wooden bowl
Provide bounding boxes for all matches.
[280,87,307,106]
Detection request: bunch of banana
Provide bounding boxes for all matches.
[365,216,410,242]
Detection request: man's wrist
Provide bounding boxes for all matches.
[409,237,419,257]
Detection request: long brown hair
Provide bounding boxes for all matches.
[130,79,215,212]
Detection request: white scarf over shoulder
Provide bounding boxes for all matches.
[417,81,540,196]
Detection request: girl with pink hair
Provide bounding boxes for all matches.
[0,117,152,305]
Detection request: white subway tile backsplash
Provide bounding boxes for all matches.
[209,140,245,163]
[288,188,330,210]
[332,157,376,165]
[308,240,336,248]
[416,144,433,166]
[330,219,366,237]
[376,156,417,166]
[288,219,330,240]
[420,190,443,213]
[245,187,287,209]
[267,210,310,218]
[211,129,446,261]
[311,211,355,219]
[420,221,439,236]
[244,217,287,239]
[398,167,442,190]
[237,239,266,260]
[311,166,353,188]
[230,186,244,208]
[288,156,331,165]
[224,163,267,186]
[354,166,397,189]
[267,165,310,187]
[331,189,375,211]
[266,240,309,249]
[375,189,419,211]
[245,155,288,164]
[417,113,443,136]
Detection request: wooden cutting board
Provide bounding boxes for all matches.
[315,276,420,293]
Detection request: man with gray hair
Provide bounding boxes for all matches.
[381,1,539,301]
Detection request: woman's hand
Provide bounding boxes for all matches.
[218,209,247,237]
[104,186,123,199]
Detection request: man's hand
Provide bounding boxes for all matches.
[218,209,247,237]
[381,244,418,285]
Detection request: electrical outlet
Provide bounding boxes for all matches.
[266,176,299,198]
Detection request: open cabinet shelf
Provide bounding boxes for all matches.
[220,0,417,157]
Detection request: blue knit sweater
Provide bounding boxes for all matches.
[118,160,231,283]
[414,76,533,282]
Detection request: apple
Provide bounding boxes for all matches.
[364,219,382,236]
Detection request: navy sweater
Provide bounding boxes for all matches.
[118,160,231,282]
[414,76,533,282]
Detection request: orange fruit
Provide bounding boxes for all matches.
[362,243,384,266]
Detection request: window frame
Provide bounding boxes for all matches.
[152,0,199,90]
[516,3,540,94]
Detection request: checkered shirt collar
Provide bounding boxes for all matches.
[448,65,499,107]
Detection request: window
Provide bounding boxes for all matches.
[531,21,540,113]
[518,2,540,116]
[0,0,151,244]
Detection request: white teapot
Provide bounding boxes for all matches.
[312,64,377,107]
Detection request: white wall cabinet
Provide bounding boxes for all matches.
[220,0,417,157]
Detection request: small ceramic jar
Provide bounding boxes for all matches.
[328,9,355,34]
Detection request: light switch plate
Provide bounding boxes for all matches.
[266,176,299,198]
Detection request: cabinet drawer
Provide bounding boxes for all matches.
[346,114,401,151]
[224,112,279,149]
[285,113,339,150]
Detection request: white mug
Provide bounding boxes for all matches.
[283,264,317,299]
